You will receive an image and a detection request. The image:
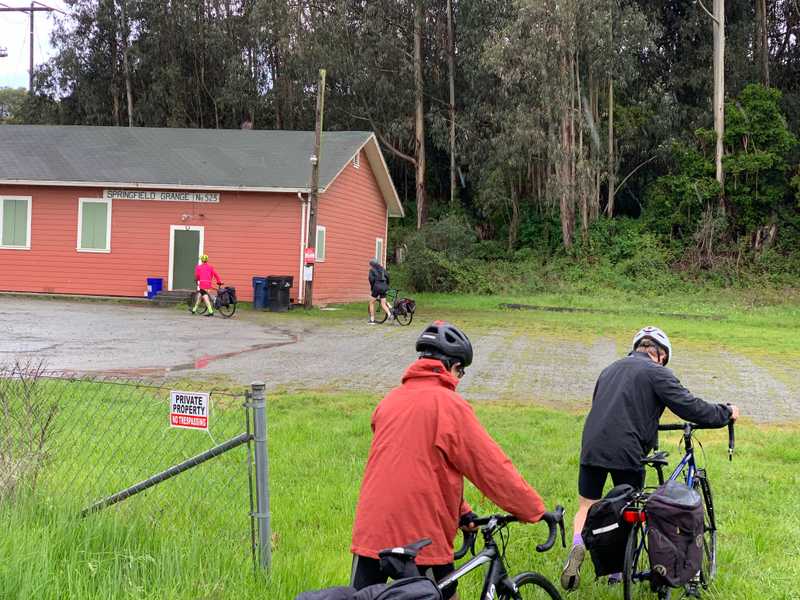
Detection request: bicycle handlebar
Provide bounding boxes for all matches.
[728,420,735,461]
[537,506,566,552]
[657,420,736,460]
[453,531,476,560]
[452,506,565,559]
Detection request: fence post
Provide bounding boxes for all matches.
[251,381,271,571]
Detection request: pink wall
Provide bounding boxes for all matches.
[313,149,390,305]
[0,185,303,301]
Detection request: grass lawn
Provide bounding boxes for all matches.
[2,389,799,599]
[252,285,800,360]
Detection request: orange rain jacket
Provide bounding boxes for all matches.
[351,358,546,565]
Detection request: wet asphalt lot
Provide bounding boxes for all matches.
[1,296,797,423]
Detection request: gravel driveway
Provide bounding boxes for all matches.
[1,297,797,423]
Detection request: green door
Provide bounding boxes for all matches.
[172,229,201,290]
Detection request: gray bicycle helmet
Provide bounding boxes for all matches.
[416,321,473,368]
[632,326,673,365]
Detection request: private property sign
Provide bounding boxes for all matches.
[104,189,220,203]
[170,391,210,430]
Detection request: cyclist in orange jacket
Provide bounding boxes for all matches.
[351,321,548,597]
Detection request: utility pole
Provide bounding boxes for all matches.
[0,2,66,92]
[713,0,725,196]
[304,68,326,309]
[698,0,725,194]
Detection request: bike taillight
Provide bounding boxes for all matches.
[622,509,646,524]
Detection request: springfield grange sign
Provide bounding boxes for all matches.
[169,391,210,430]
[103,189,220,203]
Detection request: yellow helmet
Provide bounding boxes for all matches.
[200,254,209,263]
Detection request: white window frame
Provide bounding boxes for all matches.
[315,225,327,262]
[353,152,361,169]
[0,195,32,250]
[77,197,112,253]
[375,237,384,265]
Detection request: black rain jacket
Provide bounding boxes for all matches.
[580,352,732,470]
[369,266,389,293]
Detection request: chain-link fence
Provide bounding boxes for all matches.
[0,363,260,572]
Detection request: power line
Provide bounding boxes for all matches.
[0,2,66,91]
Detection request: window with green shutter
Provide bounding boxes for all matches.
[78,199,111,252]
[0,197,31,249]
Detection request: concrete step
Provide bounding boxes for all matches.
[151,289,193,306]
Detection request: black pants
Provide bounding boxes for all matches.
[350,555,457,599]
[578,464,645,500]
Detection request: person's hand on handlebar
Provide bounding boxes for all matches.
[459,511,479,534]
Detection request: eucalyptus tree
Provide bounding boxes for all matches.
[481,0,653,249]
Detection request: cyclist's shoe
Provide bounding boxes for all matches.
[607,572,622,585]
[191,309,197,315]
[684,577,702,597]
[560,543,585,591]
[368,319,376,325]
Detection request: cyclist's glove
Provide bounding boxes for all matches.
[459,511,478,528]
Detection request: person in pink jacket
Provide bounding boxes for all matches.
[192,254,223,316]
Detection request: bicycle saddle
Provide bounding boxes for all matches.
[378,538,432,560]
[378,539,431,580]
[640,451,669,467]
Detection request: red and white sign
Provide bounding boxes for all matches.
[304,247,316,264]
[169,390,210,430]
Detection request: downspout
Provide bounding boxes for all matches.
[297,192,307,303]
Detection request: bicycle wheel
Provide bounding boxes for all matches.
[217,301,237,318]
[694,470,717,587]
[500,571,562,600]
[623,523,671,600]
[394,308,414,326]
[370,306,389,324]
[189,292,208,315]
[370,296,390,323]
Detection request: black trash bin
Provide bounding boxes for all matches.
[252,277,268,310]
[266,275,293,312]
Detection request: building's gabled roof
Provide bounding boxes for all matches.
[0,125,403,217]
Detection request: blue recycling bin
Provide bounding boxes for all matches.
[252,276,268,310]
[146,277,163,299]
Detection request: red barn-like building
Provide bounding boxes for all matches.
[0,126,403,305]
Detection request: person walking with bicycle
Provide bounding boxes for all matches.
[351,321,549,598]
[367,258,393,324]
[560,326,739,592]
[192,254,223,317]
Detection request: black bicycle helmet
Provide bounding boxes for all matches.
[415,320,473,368]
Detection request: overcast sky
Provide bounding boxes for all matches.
[0,1,68,89]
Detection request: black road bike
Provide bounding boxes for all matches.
[429,507,567,599]
[621,421,735,600]
[189,285,237,318]
[373,288,415,326]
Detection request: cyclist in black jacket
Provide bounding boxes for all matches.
[367,258,392,324]
[560,326,739,591]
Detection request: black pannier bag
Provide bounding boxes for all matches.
[371,578,441,600]
[217,286,236,307]
[294,578,441,600]
[645,480,704,587]
[395,298,416,315]
[582,484,636,576]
